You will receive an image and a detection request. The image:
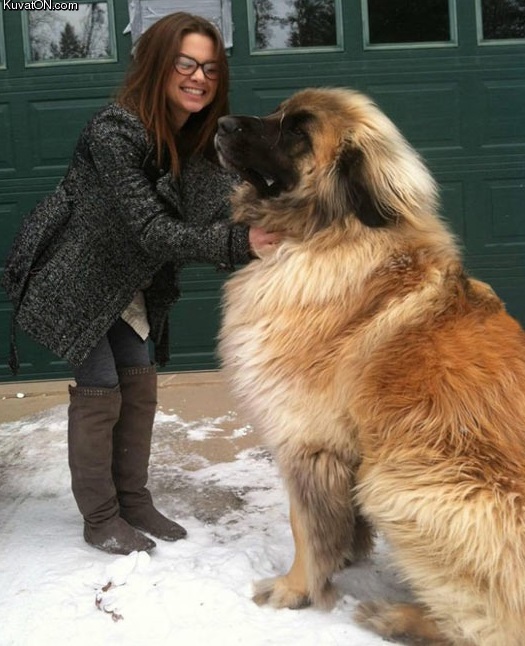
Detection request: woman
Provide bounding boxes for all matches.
[2,13,278,555]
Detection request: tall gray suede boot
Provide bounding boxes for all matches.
[68,385,156,554]
[112,365,187,541]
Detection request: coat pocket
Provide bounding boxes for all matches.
[2,182,72,309]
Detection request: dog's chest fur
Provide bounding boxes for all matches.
[218,238,443,451]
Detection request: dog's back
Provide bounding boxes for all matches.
[353,272,525,644]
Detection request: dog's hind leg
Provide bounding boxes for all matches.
[355,601,457,645]
[253,447,372,609]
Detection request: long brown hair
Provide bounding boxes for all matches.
[117,12,230,175]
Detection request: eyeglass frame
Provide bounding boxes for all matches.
[174,54,219,80]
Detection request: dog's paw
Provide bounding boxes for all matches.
[252,576,310,609]
[355,600,397,636]
[355,601,449,645]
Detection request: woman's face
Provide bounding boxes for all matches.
[167,32,219,129]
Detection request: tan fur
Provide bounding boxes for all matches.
[218,88,525,645]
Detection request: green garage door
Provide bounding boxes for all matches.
[1,0,524,382]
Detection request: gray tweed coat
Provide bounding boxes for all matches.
[3,103,250,369]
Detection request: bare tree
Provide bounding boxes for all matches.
[254,0,276,49]
[79,3,108,58]
[482,0,525,39]
[28,11,64,61]
[286,0,336,47]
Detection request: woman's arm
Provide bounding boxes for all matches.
[180,156,282,263]
[87,106,247,267]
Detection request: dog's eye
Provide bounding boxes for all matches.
[289,126,306,138]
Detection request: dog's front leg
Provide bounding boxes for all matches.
[253,448,373,609]
[253,501,313,609]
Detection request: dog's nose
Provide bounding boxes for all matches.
[218,116,243,134]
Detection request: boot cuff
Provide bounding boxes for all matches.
[69,384,121,397]
[117,364,156,378]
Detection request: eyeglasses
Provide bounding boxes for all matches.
[174,55,219,80]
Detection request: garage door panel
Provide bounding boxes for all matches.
[367,82,462,152]
[167,269,225,372]
[438,180,466,239]
[480,80,525,148]
[27,97,109,172]
[0,103,14,173]
[488,179,525,239]
[461,175,525,252]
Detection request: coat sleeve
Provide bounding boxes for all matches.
[180,155,252,268]
[86,107,250,268]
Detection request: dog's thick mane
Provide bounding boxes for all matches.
[231,87,451,247]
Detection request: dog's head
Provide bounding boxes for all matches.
[215,88,438,236]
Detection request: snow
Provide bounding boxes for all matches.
[0,405,409,645]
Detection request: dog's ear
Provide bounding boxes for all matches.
[312,97,439,231]
[334,144,396,228]
[314,142,396,228]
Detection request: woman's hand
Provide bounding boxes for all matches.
[249,227,282,257]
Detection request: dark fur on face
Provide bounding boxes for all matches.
[215,88,437,237]
[215,110,313,198]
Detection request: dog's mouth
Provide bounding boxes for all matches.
[215,137,284,197]
[240,167,283,197]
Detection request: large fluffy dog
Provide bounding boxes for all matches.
[215,87,525,645]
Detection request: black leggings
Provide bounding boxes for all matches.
[72,318,151,388]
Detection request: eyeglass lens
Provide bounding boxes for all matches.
[175,55,219,80]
